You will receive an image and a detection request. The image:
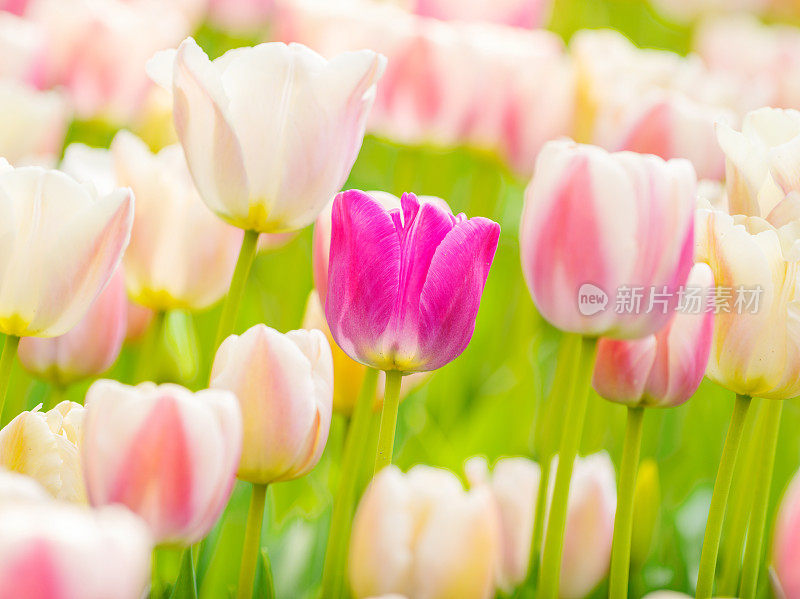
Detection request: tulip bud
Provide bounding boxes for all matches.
[0,468,51,504]
[82,380,242,545]
[520,140,696,339]
[0,502,151,599]
[18,269,127,385]
[695,207,800,399]
[147,37,386,233]
[465,456,540,592]
[326,190,500,372]
[0,162,133,338]
[112,131,244,311]
[592,263,715,408]
[630,459,661,567]
[210,324,333,484]
[349,465,499,599]
[772,468,800,599]
[0,401,86,502]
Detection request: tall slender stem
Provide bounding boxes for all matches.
[538,335,596,599]
[214,229,260,351]
[609,406,646,599]
[717,399,764,596]
[374,370,403,474]
[237,483,268,599]
[696,394,752,599]
[321,368,379,599]
[740,399,783,599]
[0,334,19,420]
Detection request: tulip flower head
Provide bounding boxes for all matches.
[0,468,51,505]
[772,469,800,599]
[147,37,386,233]
[326,190,500,373]
[409,0,552,29]
[592,263,715,408]
[0,161,133,338]
[112,130,243,311]
[0,503,151,599]
[349,464,499,599]
[520,140,696,339]
[18,269,127,385]
[82,380,242,545]
[0,401,86,503]
[210,324,333,484]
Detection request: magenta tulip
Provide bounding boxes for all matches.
[325,190,500,373]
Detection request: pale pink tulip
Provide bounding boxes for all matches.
[124,299,154,342]
[520,140,696,339]
[349,465,499,599]
[409,0,551,29]
[82,380,242,545]
[0,80,68,166]
[0,162,133,338]
[592,263,715,408]
[59,143,116,196]
[18,270,127,385]
[112,130,243,311]
[649,0,767,23]
[0,469,51,504]
[0,402,86,502]
[207,0,274,31]
[773,469,800,599]
[147,37,385,233]
[326,190,499,372]
[210,324,333,483]
[0,11,45,82]
[0,502,151,599]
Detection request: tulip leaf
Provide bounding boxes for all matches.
[254,550,276,599]
[169,548,197,599]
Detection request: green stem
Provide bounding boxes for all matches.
[739,399,783,599]
[527,457,551,586]
[214,229,259,351]
[538,335,597,599]
[0,335,19,420]
[134,310,164,383]
[237,483,268,599]
[717,399,764,596]
[373,370,403,474]
[321,368,379,599]
[609,406,646,599]
[151,548,160,598]
[696,394,752,599]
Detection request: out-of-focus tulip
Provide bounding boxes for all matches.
[0,502,151,599]
[0,162,133,338]
[18,270,127,385]
[28,0,190,122]
[716,107,800,221]
[147,37,385,234]
[407,0,551,29]
[302,291,428,414]
[326,190,500,372]
[112,130,243,311]
[0,12,45,82]
[592,263,715,407]
[0,468,51,504]
[0,402,86,502]
[772,469,800,599]
[0,0,30,16]
[207,0,274,31]
[349,464,499,599]
[649,0,767,23]
[695,207,800,399]
[552,452,617,599]
[210,324,333,483]
[125,299,154,342]
[59,143,116,196]
[520,140,696,339]
[465,456,540,593]
[82,380,242,545]
[0,81,68,166]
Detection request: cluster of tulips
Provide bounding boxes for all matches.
[2,0,800,599]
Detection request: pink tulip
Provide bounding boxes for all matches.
[592,263,715,408]
[326,190,500,372]
[0,502,151,599]
[210,324,333,484]
[772,469,800,598]
[18,269,127,385]
[409,0,552,29]
[0,11,45,83]
[519,140,696,339]
[207,0,274,31]
[124,299,154,342]
[0,0,30,15]
[82,380,242,545]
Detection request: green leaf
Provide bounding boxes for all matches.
[254,550,275,599]
[169,549,198,599]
